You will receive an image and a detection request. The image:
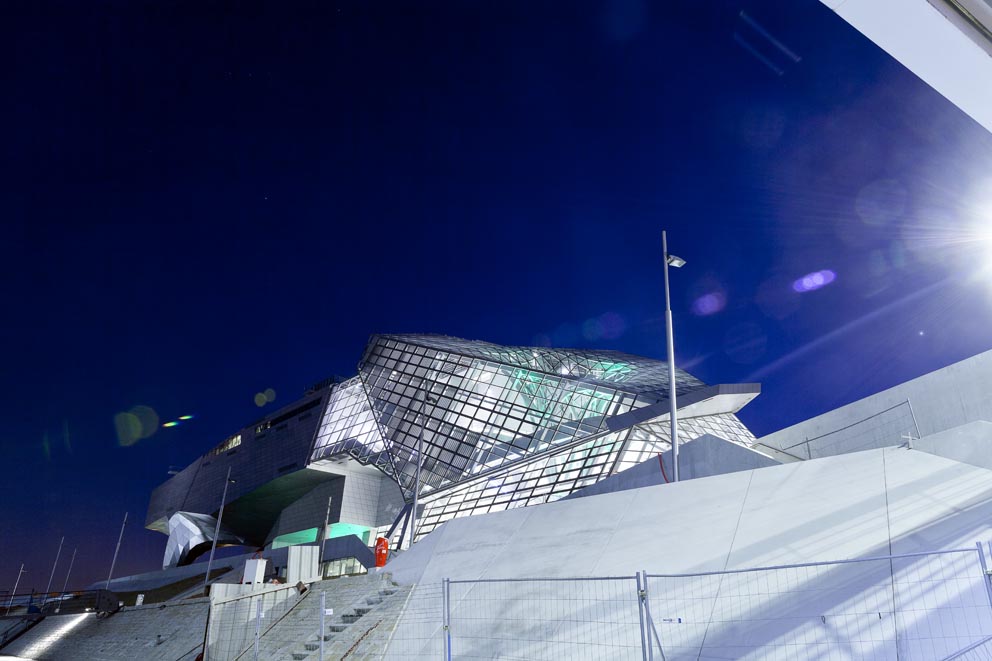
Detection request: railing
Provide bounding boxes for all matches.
[202,572,405,660]
[446,575,643,659]
[756,399,921,461]
[204,582,311,661]
[0,590,119,651]
[645,546,992,660]
[415,545,992,660]
[195,545,992,658]
[2,589,118,617]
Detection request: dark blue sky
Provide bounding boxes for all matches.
[3,0,991,592]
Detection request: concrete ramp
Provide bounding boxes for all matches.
[383,446,992,658]
[391,447,992,584]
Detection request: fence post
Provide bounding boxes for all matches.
[641,572,653,661]
[253,599,263,661]
[320,590,326,661]
[636,573,649,661]
[640,570,665,661]
[202,599,212,661]
[975,542,992,611]
[443,578,452,661]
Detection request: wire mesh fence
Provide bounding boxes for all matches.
[446,576,645,660]
[892,550,992,659]
[380,581,446,658]
[205,582,310,661]
[425,547,992,661]
[204,573,417,660]
[646,547,992,660]
[198,546,992,659]
[944,635,992,661]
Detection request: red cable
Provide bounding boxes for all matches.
[658,453,670,484]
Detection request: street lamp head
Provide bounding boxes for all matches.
[666,254,686,268]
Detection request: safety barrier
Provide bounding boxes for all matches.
[205,582,310,660]
[431,545,992,660]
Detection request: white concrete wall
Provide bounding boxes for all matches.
[285,545,319,584]
[566,433,778,501]
[384,447,992,658]
[757,349,992,459]
[819,0,992,135]
[912,420,992,471]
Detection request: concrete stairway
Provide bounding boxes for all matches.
[285,583,409,661]
[1,598,210,661]
[249,572,411,661]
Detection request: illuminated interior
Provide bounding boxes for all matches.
[310,334,757,542]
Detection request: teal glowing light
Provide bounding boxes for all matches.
[272,528,318,549]
[271,523,373,549]
[162,421,180,428]
[589,360,634,380]
[327,522,372,544]
[178,415,194,421]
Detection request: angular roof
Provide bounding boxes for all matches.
[372,333,706,401]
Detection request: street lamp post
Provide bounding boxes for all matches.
[61,547,77,594]
[45,536,64,597]
[662,230,686,482]
[6,564,26,615]
[106,512,128,590]
[57,548,77,612]
[203,466,236,593]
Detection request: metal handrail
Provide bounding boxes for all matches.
[3,589,117,616]
[645,547,980,578]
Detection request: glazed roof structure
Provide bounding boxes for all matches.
[369,333,706,402]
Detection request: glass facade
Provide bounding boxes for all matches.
[310,334,756,541]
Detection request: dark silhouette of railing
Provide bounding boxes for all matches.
[3,588,119,617]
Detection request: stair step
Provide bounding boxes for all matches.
[291,653,309,660]
[305,643,319,651]
[329,624,348,632]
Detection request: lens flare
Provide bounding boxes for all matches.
[115,412,143,446]
[163,421,180,428]
[581,312,627,341]
[792,270,836,293]
[115,405,160,446]
[691,292,726,316]
[178,414,194,421]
